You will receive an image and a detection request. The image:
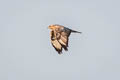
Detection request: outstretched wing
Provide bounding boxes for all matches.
[50,31,62,54]
[56,27,71,51]
[57,32,68,51]
[50,27,71,54]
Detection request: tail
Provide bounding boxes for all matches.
[71,30,82,34]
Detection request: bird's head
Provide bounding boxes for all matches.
[48,24,58,30]
[48,24,63,30]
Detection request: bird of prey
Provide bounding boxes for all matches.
[48,24,82,54]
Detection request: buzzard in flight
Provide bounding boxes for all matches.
[48,24,82,54]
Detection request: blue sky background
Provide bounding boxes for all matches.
[0,0,120,80]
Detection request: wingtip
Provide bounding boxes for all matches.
[58,52,62,54]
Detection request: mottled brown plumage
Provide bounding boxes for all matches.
[48,24,82,54]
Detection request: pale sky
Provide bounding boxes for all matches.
[0,0,120,80]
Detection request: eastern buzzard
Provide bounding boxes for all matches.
[48,24,82,54]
